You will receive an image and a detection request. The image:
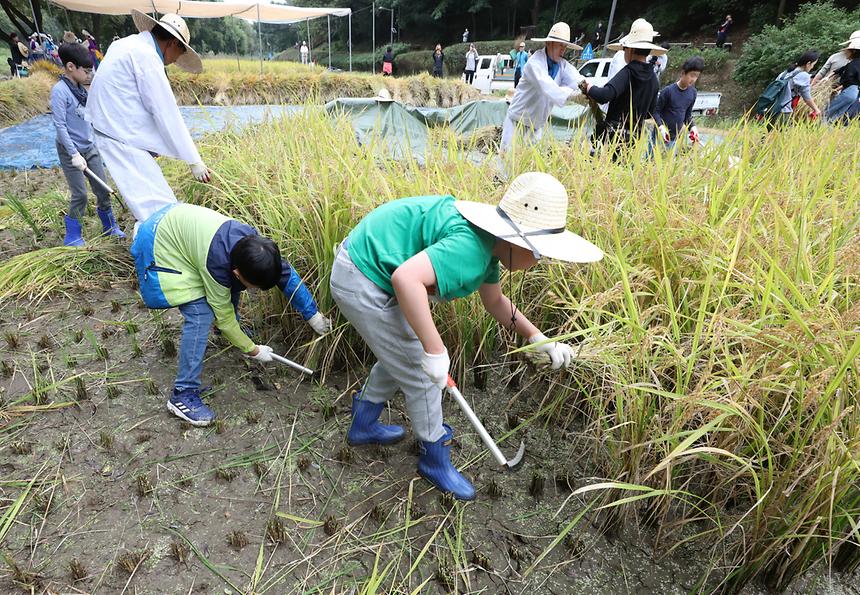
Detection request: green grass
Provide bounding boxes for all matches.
[157,109,860,591]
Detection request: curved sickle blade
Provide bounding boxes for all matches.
[506,441,526,470]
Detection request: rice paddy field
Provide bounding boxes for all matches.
[0,101,859,594]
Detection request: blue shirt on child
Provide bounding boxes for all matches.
[50,78,95,156]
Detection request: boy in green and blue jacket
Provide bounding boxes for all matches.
[131,203,331,426]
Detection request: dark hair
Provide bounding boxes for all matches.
[682,56,705,73]
[230,235,282,290]
[58,42,92,68]
[847,48,860,60]
[788,50,819,72]
[10,32,18,40]
[386,46,392,52]
[151,23,186,53]
[632,48,652,57]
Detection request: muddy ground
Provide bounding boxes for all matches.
[1,169,859,594]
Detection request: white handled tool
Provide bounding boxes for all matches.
[271,352,315,377]
[84,167,116,195]
[84,167,128,212]
[446,375,525,470]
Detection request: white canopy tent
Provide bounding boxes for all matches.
[47,0,353,72]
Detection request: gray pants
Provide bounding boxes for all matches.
[57,142,112,220]
[330,245,445,442]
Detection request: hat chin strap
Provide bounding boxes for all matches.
[495,206,565,260]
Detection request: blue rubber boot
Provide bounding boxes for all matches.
[97,207,126,238]
[347,391,406,446]
[63,215,85,247]
[417,424,476,500]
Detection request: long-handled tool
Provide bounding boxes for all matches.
[83,167,128,212]
[446,375,525,470]
[271,352,316,377]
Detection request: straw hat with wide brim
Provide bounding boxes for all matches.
[455,172,603,263]
[607,18,666,55]
[531,22,583,51]
[375,88,395,102]
[131,9,202,73]
[840,30,860,46]
[842,31,860,50]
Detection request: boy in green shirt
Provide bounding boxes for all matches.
[331,172,603,500]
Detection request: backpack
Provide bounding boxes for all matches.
[753,70,799,120]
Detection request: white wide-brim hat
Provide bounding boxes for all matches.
[455,172,603,263]
[840,30,860,46]
[607,18,666,55]
[375,88,394,102]
[531,22,583,51]
[131,9,202,73]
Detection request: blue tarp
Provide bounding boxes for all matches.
[0,105,297,170]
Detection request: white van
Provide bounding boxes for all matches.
[471,54,516,94]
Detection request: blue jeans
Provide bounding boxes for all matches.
[825,85,859,122]
[175,297,214,391]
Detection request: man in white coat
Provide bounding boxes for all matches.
[87,11,211,224]
[501,22,583,151]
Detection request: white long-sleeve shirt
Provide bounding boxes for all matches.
[506,47,583,129]
[87,31,201,164]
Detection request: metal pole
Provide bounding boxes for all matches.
[389,8,393,46]
[553,0,560,22]
[602,0,618,58]
[348,12,352,72]
[306,18,311,64]
[257,3,263,74]
[372,1,375,74]
[327,15,331,70]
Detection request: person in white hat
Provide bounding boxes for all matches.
[824,33,860,122]
[87,11,210,225]
[812,31,860,86]
[579,18,663,155]
[329,172,602,501]
[300,41,309,65]
[501,22,584,151]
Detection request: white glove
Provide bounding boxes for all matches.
[307,312,332,335]
[528,333,574,370]
[70,152,87,171]
[421,349,449,389]
[689,126,700,144]
[658,125,671,143]
[246,344,274,363]
[190,162,211,183]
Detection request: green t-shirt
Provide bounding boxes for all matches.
[347,195,500,301]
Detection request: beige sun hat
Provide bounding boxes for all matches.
[607,18,666,55]
[375,88,394,102]
[842,30,860,50]
[131,10,202,73]
[531,22,583,51]
[455,172,603,263]
[839,30,860,46]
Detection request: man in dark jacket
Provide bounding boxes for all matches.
[579,18,663,157]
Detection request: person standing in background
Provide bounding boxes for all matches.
[593,22,604,48]
[8,33,27,75]
[82,29,101,69]
[462,29,469,43]
[432,44,444,77]
[464,44,478,85]
[716,15,732,48]
[511,41,529,88]
[300,41,309,64]
[382,46,394,76]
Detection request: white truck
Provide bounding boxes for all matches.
[472,55,721,116]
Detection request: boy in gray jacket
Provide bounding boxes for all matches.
[50,43,124,246]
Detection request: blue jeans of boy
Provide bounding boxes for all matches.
[174,297,214,391]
